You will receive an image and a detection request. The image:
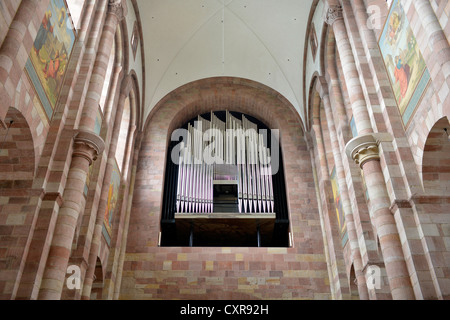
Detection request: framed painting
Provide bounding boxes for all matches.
[25,0,76,119]
[379,0,431,126]
[102,160,122,245]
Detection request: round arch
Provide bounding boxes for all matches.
[131,76,318,248]
[0,107,36,181]
[121,78,330,300]
[421,116,450,195]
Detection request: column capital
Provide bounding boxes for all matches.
[73,130,105,165]
[345,134,380,169]
[108,0,125,21]
[325,4,344,26]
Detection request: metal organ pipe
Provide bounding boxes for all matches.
[176,111,274,214]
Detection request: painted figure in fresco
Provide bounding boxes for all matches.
[380,0,430,125]
[34,11,54,58]
[104,182,118,230]
[394,53,411,104]
[42,49,67,80]
[388,11,401,45]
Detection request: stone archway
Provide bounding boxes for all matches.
[0,107,36,299]
[418,116,450,299]
[120,77,331,300]
[0,107,35,181]
[422,117,450,196]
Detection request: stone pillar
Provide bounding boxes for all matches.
[345,134,414,299]
[319,86,369,300]
[38,131,105,299]
[326,3,415,299]
[38,0,123,300]
[79,0,125,133]
[325,3,373,136]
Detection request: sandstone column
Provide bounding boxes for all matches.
[326,3,415,299]
[38,0,123,300]
[38,132,105,299]
[79,0,125,133]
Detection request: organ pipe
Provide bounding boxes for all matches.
[176,111,275,214]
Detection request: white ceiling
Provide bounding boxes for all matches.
[136,0,313,124]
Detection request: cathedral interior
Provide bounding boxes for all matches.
[0,0,449,300]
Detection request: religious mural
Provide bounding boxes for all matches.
[379,0,430,126]
[102,160,121,245]
[25,0,76,119]
[331,167,348,247]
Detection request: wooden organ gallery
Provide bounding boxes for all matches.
[161,111,289,247]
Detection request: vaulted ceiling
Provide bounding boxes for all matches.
[136,0,314,125]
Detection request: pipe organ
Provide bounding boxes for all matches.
[175,111,275,215]
[161,111,289,247]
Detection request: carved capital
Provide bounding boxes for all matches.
[325,5,344,26]
[353,144,380,168]
[345,134,380,169]
[108,0,124,21]
[73,130,105,165]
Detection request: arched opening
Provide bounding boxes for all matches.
[0,108,35,181]
[133,77,311,251]
[419,117,450,299]
[124,77,328,300]
[422,117,450,195]
[160,110,289,248]
[0,107,36,299]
